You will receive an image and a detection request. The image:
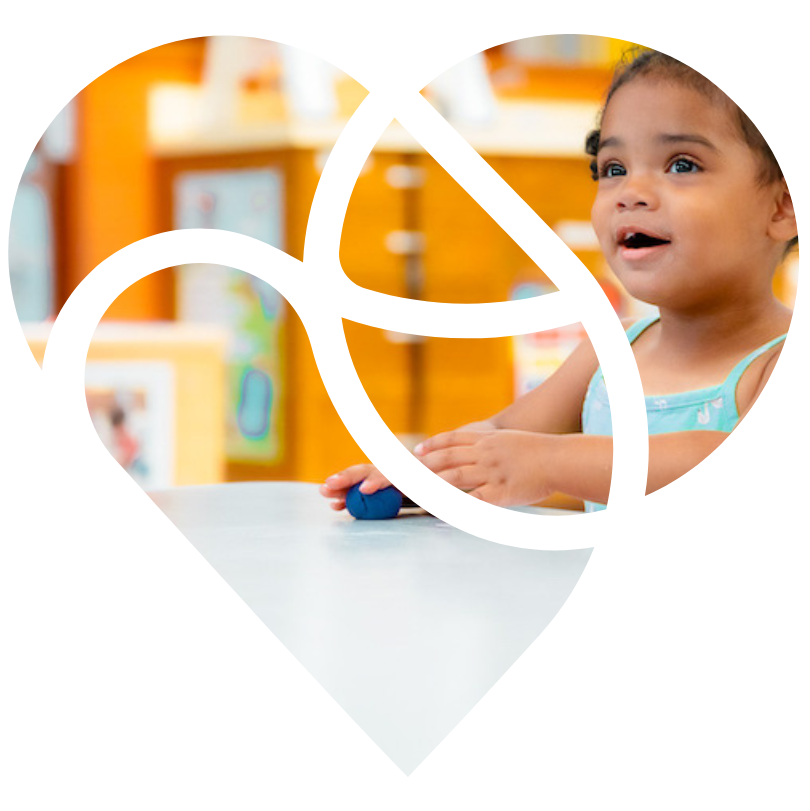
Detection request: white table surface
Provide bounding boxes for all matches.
[149,481,592,774]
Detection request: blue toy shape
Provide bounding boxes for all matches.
[345,483,404,520]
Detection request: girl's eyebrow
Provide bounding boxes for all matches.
[597,133,718,153]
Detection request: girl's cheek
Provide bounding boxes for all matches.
[591,194,611,229]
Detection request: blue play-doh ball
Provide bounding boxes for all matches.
[345,483,403,520]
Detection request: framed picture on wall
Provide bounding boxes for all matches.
[173,167,286,464]
[85,362,175,490]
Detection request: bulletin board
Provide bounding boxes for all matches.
[173,167,286,463]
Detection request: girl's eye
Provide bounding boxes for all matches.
[668,157,700,174]
[600,162,626,178]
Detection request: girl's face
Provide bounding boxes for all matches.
[590,78,786,311]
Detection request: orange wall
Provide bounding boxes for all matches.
[65,39,205,319]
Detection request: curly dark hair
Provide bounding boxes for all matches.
[585,47,797,253]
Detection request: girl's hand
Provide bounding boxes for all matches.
[319,464,393,511]
[414,430,555,507]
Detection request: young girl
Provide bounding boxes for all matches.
[320,49,798,513]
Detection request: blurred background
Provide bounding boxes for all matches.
[11,35,799,491]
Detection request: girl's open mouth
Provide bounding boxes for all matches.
[618,230,672,260]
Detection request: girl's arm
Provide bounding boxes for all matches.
[414,427,728,507]
[470,333,601,434]
[476,328,613,509]
[563,430,730,505]
[419,338,599,511]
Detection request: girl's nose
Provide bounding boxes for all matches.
[616,175,658,210]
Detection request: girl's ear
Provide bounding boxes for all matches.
[769,181,798,243]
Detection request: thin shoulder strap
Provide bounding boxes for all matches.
[589,316,660,388]
[725,333,788,393]
[625,315,660,344]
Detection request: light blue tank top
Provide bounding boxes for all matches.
[581,316,787,512]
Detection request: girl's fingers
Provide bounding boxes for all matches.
[420,445,478,475]
[415,431,478,456]
[324,464,374,493]
[360,474,394,495]
[329,498,347,511]
[323,465,392,496]
[441,465,486,493]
